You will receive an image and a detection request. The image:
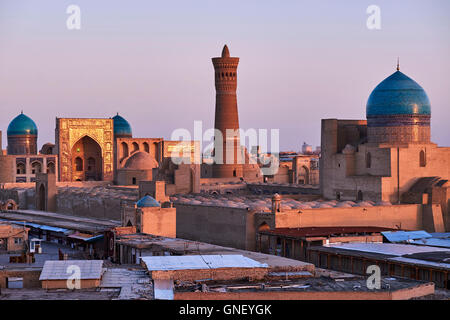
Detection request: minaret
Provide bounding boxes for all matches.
[212,45,243,178]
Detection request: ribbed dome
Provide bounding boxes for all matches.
[7,113,38,136]
[124,152,158,170]
[136,195,160,208]
[112,113,132,137]
[366,71,431,117]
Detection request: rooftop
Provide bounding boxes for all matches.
[141,254,268,272]
[259,226,397,239]
[39,260,104,281]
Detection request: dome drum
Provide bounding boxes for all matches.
[366,70,431,144]
[112,114,132,138]
[7,113,38,155]
[367,114,430,128]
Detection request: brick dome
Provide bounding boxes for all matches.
[124,152,158,170]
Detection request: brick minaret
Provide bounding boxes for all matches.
[212,45,243,178]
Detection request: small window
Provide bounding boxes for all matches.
[132,177,137,185]
[419,150,426,167]
[366,152,372,169]
[16,163,26,175]
[357,190,363,201]
[75,157,83,171]
[14,238,22,245]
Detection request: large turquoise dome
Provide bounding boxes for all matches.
[7,112,38,136]
[366,70,431,117]
[112,113,132,137]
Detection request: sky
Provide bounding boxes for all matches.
[0,0,449,152]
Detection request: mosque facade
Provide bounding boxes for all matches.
[0,112,198,187]
[320,66,450,204]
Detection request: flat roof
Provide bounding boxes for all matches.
[410,238,450,249]
[324,243,450,257]
[39,260,103,281]
[259,226,395,238]
[141,255,268,272]
[382,230,432,242]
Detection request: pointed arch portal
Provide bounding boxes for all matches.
[71,136,103,181]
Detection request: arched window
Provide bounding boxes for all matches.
[419,150,426,167]
[31,161,42,174]
[143,142,149,153]
[132,142,139,153]
[366,152,372,169]
[121,142,129,159]
[16,162,26,175]
[75,157,83,171]
[47,162,55,174]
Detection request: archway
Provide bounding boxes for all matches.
[132,142,139,154]
[71,136,103,181]
[31,161,42,175]
[38,184,46,211]
[419,150,426,167]
[143,142,149,153]
[298,166,309,184]
[47,162,55,174]
[5,199,18,211]
[16,162,26,175]
[121,142,129,160]
[257,222,271,254]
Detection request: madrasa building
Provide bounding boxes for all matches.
[320,64,450,205]
[0,113,200,190]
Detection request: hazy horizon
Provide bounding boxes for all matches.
[1,0,449,151]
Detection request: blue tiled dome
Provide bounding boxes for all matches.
[7,113,38,136]
[112,113,132,137]
[136,195,160,208]
[366,71,431,117]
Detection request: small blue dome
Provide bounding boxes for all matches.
[7,113,38,136]
[136,195,160,208]
[366,71,431,117]
[112,113,132,137]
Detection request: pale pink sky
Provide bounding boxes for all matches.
[0,0,449,151]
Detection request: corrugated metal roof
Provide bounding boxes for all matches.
[0,219,71,234]
[409,238,450,249]
[388,257,450,270]
[153,279,174,300]
[260,226,395,238]
[39,260,104,281]
[430,232,450,239]
[325,243,450,257]
[141,254,268,271]
[382,230,431,242]
[68,232,104,242]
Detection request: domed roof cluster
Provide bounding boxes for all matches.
[366,70,431,117]
[136,195,160,208]
[170,194,392,210]
[112,113,132,137]
[123,151,158,170]
[7,112,38,136]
